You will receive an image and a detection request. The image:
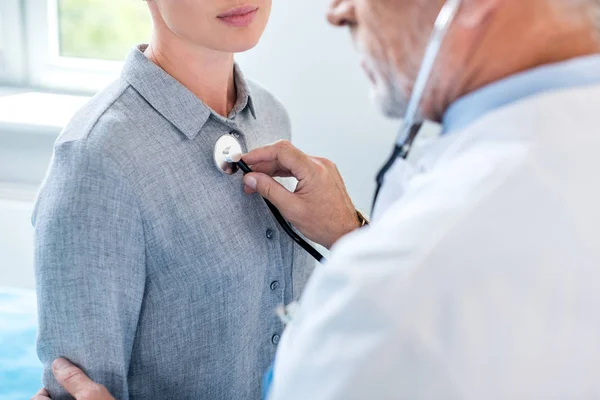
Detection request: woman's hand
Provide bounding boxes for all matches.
[31,358,115,400]
[242,140,360,249]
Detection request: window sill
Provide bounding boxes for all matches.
[0,87,90,136]
[0,87,91,188]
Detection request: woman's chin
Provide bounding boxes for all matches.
[218,36,263,54]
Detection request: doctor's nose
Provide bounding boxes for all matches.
[327,0,356,27]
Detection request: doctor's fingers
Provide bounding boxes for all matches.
[30,388,51,400]
[52,358,115,400]
[242,140,313,180]
[243,173,301,215]
[248,160,294,178]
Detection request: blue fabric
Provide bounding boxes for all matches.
[0,289,42,400]
[262,364,274,400]
[442,54,600,135]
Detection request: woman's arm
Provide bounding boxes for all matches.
[33,140,145,400]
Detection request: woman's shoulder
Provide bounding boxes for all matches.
[58,80,128,145]
[57,79,156,162]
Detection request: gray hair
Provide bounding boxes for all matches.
[546,0,600,34]
[590,0,600,31]
[564,0,600,31]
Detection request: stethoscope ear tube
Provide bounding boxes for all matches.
[372,122,422,213]
[372,0,463,214]
[237,160,326,264]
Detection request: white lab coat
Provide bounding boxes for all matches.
[269,84,600,399]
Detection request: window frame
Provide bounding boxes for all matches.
[0,0,27,86]
[23,0,125,93]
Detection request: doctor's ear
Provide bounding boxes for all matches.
[455,0,505,28]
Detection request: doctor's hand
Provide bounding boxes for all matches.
[31,358,115,400]
[242,140,360,249]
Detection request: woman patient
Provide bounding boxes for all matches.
[33,1,314,399]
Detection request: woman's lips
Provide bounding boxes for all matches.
[218,6,259,27]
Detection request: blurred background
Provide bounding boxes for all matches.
[0,0,402,398]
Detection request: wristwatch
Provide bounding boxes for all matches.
[356,209,370,227]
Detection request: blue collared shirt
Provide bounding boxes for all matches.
[442,54,600,135]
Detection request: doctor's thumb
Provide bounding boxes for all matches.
[52,358,114,400]
[243,173,295,210]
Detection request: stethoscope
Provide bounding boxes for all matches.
[211,0,461,265]
[373,0,462,209]
[213,134,326,263]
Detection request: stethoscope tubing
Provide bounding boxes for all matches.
[237,160,326,264]
[372,0,462,213]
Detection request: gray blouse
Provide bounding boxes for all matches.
[33,45,314,400]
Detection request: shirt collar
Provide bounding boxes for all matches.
[231,62,257,120]
[442,54,600,135]
[121,45,257,140]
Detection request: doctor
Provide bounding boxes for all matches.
[33,0,600,398]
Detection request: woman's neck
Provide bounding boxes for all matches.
[144,31,237,117]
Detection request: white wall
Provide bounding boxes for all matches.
[237,0,399,212]
[0,198,35,290]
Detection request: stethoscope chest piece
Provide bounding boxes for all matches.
[214,134,243,175]
[212,132,326,263]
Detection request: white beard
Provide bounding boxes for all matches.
[369,79,409,118]
[363,56,410,119]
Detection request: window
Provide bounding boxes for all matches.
[57,0,151,61]
[3,0,152,92]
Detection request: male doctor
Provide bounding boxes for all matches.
[34,0,600,398]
